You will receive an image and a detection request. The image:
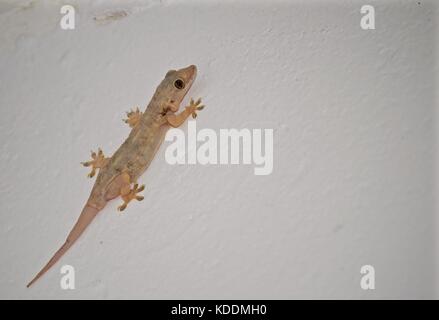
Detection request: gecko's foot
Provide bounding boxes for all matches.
[81,148,108,178]
[123,107,142,128]
[118,183,145,212]
[186,98,205,119]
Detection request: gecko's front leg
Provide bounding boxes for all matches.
[166,98,205,128]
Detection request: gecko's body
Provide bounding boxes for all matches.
[27,65,204,287]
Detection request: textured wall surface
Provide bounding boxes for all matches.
[0,0,437,299]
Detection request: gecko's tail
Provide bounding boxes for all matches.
[26,204,101,288]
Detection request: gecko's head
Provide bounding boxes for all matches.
[157,65,197,114]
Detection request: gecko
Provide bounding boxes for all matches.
[27,65,204,287]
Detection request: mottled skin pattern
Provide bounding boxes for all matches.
[27,65,204,287]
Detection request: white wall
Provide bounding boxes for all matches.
[0,0,436,299]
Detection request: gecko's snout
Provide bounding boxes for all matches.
[188,65,197,81]
[188,64,197,74]
[179,64,197,82]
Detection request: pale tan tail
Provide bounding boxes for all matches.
[27,204,101,287]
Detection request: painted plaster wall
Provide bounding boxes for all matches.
[0,0,436,299]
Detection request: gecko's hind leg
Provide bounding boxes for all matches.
[117,173,145,212]
[81,148,109,178]
[123,107,142,128]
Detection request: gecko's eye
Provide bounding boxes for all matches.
[174,79,185,90]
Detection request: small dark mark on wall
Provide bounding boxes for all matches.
[93,10,129,25]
